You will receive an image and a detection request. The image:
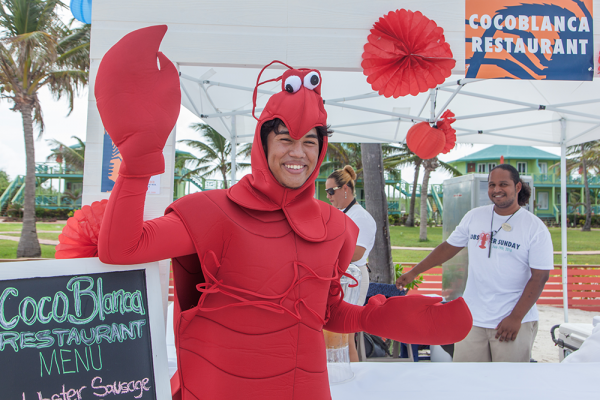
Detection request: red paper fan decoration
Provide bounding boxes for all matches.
[406,109,457,159]
[406,122,445,160]
[55,199,108,259]
[362,9,455,98]
[437,110,457,154]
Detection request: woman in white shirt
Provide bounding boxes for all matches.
[326,165,377,361]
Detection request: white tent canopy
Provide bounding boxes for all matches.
[179,66,600,147]
[88,0,600,322]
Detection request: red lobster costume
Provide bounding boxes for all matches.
[95,26,472,400]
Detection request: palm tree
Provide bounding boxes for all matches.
[321,143,364,178]
[551,141,600,231]
[375,144,421,226]
[419,157,462,241]
[178,123,251,189]
[46,135,85,172]
[381,144,462,228]
[0,0,89,257]
[0,168,9,196]
[320,142,409,180]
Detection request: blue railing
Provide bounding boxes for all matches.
[35,162,83,175]
[533,174,600,185]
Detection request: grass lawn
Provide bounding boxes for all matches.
[390,226,600,265]
[0,222,598,264]
[0,240,56,259]
[389,226,442,247]
[0,222,66,232]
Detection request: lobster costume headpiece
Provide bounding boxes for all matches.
[227,61,329,242]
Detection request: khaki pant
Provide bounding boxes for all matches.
[453,321,538,362]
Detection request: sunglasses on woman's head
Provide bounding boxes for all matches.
[325,187,342,196]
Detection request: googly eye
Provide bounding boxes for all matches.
[303,72,320,90]
[284,75,302,93]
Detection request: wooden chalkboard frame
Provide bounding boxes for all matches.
[0,257,171,400]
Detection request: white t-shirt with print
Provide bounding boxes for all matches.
[447,205,553,328]
[345,203,376,267]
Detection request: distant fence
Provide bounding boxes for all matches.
[403,264,600,313]
[170,264,600,312]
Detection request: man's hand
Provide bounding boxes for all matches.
[395,271,416,290]
[495,315,522,342]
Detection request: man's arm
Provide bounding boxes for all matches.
[351,245,366,262]
[395,241,463,289]
[495,268,549,342]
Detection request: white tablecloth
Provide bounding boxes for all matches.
[167,304,599,399]
[331,362,600,400]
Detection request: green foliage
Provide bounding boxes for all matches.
[33,208,70,219]
[320,143,410,179]
[388,214,400,226]
[6,203,21,217]
[45,135,86,172]
[0,169,9,196]
[0,0,90,126]
[177,123,251,188]
[394,263,423,290]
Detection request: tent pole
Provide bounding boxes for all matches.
[560,118,569,322]
[231,116,237,186]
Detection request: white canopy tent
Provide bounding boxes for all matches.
[86,0,600,322]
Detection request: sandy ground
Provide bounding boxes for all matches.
[533,305,598,363]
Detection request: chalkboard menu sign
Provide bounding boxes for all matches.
[0,258,170,400]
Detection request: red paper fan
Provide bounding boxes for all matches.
[406,122,445,160]
[55,199,108,259]
[437,110,457,154]
[362,9,455,97]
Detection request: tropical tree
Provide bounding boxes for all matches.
[551,140,600,231]
[380,144,462,228]
[320,142,409,180]
[46,135,85,172]
[325,142,413,282]
[418,157,462,241]
[0,168,10,196]
[178,123,251,189]
[376,144,421,226]
[0,0,89,257]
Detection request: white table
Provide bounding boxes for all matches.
[167,304,599,399]
[331,362,600,400]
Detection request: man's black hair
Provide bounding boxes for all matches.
[489,164,531,206]
[260,118,332,157]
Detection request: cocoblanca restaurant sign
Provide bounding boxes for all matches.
[0,259,170,400]
[466,0,594,80]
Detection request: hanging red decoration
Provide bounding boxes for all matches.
[406,122,445,160]
[406,109,457,160]
[437,110,457,154]
[55,199,108,259]
[362,9,455,98]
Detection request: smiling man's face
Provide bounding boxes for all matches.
[488,168,521,210]
[266,127,319,189]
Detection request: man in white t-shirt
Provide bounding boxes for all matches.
[396,164,553,362]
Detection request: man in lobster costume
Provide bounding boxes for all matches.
[96,26,472,400]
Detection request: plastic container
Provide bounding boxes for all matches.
[557,323,594,361]
[324,264,362,385]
